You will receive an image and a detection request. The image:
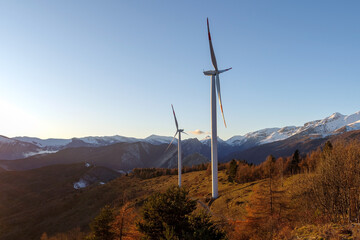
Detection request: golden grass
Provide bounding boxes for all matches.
[0,164,297,240]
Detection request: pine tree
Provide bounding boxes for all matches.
[323,140,333,155]
[137,186,226,240]
[290,149,301,174]
[89,205,115,240]
[228,159,237,182]
[187,211,226,240]
[137,186,196,239]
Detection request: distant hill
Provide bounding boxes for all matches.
[0,142,210,172]
[2,129,360,172]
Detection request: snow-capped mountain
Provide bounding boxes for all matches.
[0,135,41,160]
[14,135,140,149]
[144,135,177,145]
[0,135,17,144]
[225,126,300,149]
[203,111,360,150]
[225,111,360,148]
[200,136,225,146]
[3,110,360,161]
[13,137,72,148]
[292,112,360,137]
[2,134,176,160]
[80,135,139,145]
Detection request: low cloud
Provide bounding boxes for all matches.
[23,150,58,158]
[190,129,209,135]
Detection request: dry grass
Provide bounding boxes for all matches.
[0,164,264,240]
[2,164,347,240]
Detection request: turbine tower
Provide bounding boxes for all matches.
[203,18,231,199]
[166,104,186,187]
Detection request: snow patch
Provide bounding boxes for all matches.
[145,135,176,145]
[14,137,71,147]
[200,136,225,146]
[226,135,246,146]
[73,179,88,189]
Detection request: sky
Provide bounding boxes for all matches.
[1,1,360,140]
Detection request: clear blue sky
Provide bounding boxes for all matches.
[1,1,360,140]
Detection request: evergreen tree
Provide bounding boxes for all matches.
[290,149,301,174]
[228,159,237,182]
[137,186,196,239]
[323,140,333,155]
[187,211,227,240]
[89,205,115,240]
[137,186,226,240]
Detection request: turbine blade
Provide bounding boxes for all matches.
[171,104,179,130]
[207,18,218,71]
[165,131,178,153]
[216,74,227,128]
[218,67,232,74]
[182,131,188,135]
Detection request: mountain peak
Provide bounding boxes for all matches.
[0,135,15,144]
[329,112,344,120]
[145,135,176,145]
[201,135,211,141]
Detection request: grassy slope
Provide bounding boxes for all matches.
[0,165,265,240]
[0,163,123,240]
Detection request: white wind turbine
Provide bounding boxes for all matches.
[166,104,186,187]
[203,18,231,199]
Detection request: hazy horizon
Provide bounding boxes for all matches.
[1,1,360,140]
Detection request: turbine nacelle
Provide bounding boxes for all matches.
[203,67,232,76]
[203,70,217,76]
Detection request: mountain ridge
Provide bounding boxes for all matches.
[2,110,360,168]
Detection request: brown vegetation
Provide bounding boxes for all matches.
[225,140,360,239]
[4,140,360,239]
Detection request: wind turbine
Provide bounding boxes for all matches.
[203,18,231,199]
[166,104,186,187]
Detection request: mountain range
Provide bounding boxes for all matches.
[1,111,360,171]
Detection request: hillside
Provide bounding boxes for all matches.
[0,163,124,240]
[0,163,261,240]
[0,142,178,171]
[2,144,360,240]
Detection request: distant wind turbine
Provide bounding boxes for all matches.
[203,18,231,199]
[166,104,187,187]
